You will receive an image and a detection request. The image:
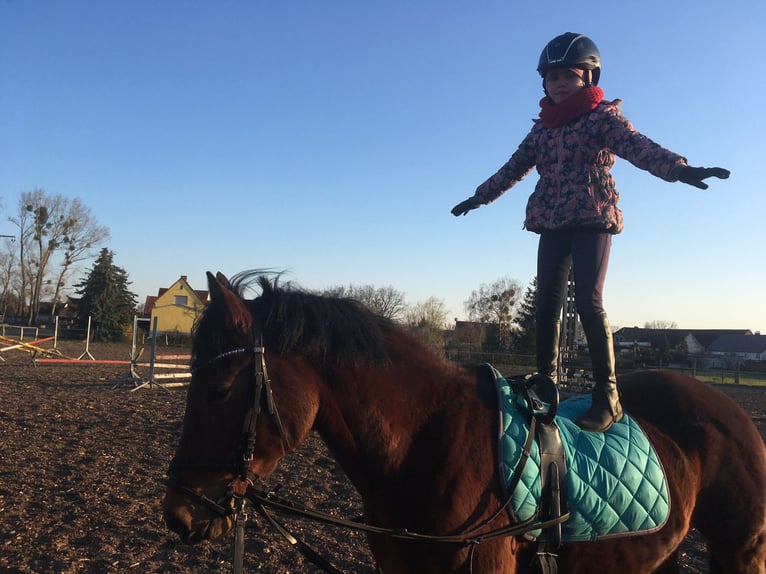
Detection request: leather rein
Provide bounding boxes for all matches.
[164,331,569,574]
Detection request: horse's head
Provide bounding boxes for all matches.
[163,270,394,544]
[162,271,319,544]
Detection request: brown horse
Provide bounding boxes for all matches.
[163,271,766,573]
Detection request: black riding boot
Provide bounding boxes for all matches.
[536,318,561,385]
[577,312,623,432]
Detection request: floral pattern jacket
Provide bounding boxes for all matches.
[474,100,687,234]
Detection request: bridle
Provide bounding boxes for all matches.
[164,327,570,574]
[165,328,290,573]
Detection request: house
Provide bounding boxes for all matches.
[36,296,80,326]
[611,327,754,368]
[707,333,766,362]
[613,328,752,354]
[143,276,208,335]
[448,320,504,351]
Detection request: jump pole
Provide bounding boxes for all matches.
[43,316,64,357]
[77,316,95,360]
[1,335,59,363]
[112,315,145,389]
[130,317,169,392]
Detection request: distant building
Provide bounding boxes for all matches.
[36,297,79,326]
[143,276,208,335]
[449,320,503,351]
[612,327,758,369]
[613,328,752,354]
[708,333,766,363]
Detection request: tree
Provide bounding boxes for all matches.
[644,320,678,330]
[74,248,137,341]
[7,199,34,319]
[0,237,18,321]
[512,277,538,355]
[464,276,523,350]
[405,297,449,350]
[322,284,407,322]
[9,189,109,324]
[49,198,110,317]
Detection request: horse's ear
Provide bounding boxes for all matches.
[206,271,234,304]
[206,271,250,332]
[215,272,232,290]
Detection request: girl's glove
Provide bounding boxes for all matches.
[678,166,730,189]
[451,197,481,217]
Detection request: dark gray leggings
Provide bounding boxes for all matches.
[535,229,612,326]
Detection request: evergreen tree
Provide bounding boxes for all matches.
[512,277,537,355]
[74,248,137,341]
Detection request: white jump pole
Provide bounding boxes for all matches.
[130,317,168,391]
[77,316,95,360]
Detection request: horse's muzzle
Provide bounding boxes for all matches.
[162,489,234,544]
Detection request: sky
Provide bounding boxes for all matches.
[1,1,764,332]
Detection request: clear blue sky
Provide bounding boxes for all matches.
[1,1,764,332]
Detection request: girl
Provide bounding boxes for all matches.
[451,32,729,432]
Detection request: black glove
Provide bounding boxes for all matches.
[451,197,480,217]
[677,166,730,190]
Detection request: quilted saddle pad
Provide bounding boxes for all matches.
[495,374,670,542]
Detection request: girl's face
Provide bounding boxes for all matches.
[544,68,586,103]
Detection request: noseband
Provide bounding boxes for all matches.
[165,329,289,517]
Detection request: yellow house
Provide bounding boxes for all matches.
[144,276,208,335]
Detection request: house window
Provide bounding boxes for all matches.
[174,295,188,306]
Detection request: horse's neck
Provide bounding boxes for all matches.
[314,358,490,494]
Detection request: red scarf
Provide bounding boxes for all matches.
[539,86,604,128]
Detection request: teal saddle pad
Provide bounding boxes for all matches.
[495,373,670,542]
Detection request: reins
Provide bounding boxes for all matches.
[245,482,569,545]
[243,480,570,574]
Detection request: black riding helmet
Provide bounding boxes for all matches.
[538,32,601,93]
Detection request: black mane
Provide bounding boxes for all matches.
[228,272,392,368]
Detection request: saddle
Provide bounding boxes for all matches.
[489,366,670,547]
